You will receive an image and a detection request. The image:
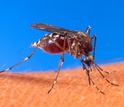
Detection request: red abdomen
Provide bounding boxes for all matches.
[38,33,69,54]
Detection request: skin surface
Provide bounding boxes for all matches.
[0,62,123,107]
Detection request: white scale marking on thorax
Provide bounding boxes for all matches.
[78,32,87,37]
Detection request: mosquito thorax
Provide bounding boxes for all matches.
[77,31,87,37]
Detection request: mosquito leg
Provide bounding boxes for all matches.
[80,58,105,94]
[54,55,63,72]
[85,26,91,36]
[0,46,38,73]
[48,53,64,94]
[67,37,73,56]
[87,69,91,86]
[91,35,96,60]
[94,64,119,86]
[94,64,116,74]
[89,77,105,95]
[80,58,91,85]
[57,55,63,71]
[75,40,79,59]
[48,36,66,94]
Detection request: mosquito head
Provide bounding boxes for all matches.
[84,54,94,66]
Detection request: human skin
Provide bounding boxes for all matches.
[0,62,123,107]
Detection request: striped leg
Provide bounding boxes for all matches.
[94,63,116,74]
[48,35,66,94]
[48,53,64,94]
[91,35,97,60]
[80,58,105,94]
[85,26,91,36]
[81,60,91,85]
[0,47,38,73]
[94,64,119,86]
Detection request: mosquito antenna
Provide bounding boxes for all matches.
[95,58,123,63]
[0,46,38,73]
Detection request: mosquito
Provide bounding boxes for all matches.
[0,23,119,94]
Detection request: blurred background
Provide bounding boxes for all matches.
[0,0,123,72]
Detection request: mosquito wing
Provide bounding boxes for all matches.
[30,23,78,34]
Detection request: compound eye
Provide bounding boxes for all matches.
[84,54,93,62]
